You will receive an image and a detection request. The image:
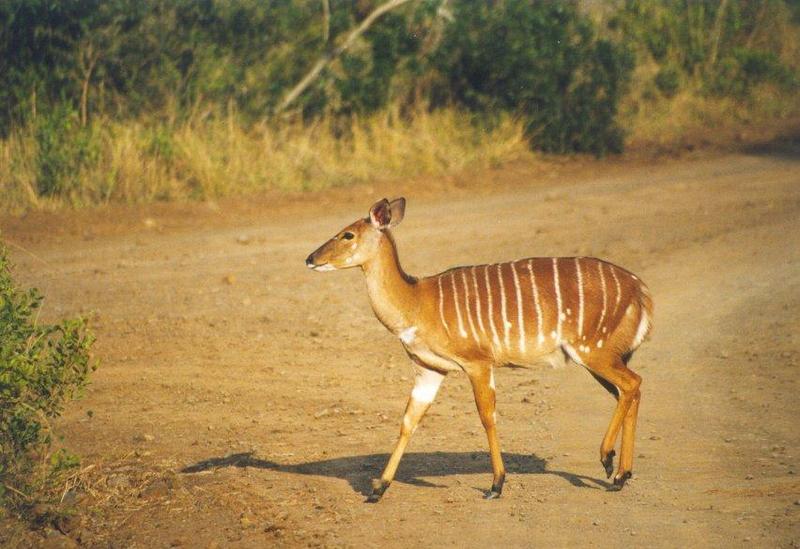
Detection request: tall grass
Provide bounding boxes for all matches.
[0,109,531,213]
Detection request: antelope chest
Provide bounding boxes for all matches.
[396,326,462,373]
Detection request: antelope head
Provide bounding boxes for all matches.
[305,197,406,272]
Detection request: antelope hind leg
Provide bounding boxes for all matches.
[467,365,506,500]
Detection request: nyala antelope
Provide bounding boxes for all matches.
[305,198,653,502]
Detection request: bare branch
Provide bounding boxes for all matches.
[706,0,729,70]
[276,0,413,115]
[322,0,331,45]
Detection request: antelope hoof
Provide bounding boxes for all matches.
[366,479,390,503]
[601,450,616,479]
[609,471,632,491]
[484,482,503,500]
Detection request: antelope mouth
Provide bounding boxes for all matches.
[306,258,336,272]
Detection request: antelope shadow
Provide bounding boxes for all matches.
[181,451,612,496]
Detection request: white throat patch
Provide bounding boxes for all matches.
[399,326,418,344]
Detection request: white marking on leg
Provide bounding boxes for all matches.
[497,264,511,348]
[410,368,445,404]
[489,369,496,390]
[471,267,487,338]
[597,339,603,349]
[511,262,526,353]
[461,271,480,344]
[484,265,501,347]
[527,260,544,345]
[596,262,607,337]
[437,275,451,337]
[553,258,562,343]
[451,272,468,338]
[575,257,584,338]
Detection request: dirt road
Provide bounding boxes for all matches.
[2,146,799,547]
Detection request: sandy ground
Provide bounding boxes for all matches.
[1,144,799,548]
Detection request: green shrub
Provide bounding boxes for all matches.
[654,65,681,97]
[34,107,101,199]
[0,244,95,512]
[708,48,797,97]
[434,2,634,155]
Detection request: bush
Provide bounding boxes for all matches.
[708,48,797,97]
[433,2,634,155]
[34,107,101,199]
[654,65,681,97]
[0,244,95,512]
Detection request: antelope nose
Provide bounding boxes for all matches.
[305,253,316,268]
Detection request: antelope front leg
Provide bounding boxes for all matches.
[367,364,445,503]
[468,366,506,500]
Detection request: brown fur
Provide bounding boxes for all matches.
[306,198,653,500]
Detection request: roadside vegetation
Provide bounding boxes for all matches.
[0,245,96,521]
[1,0,798,212]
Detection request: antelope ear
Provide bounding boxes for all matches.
[387,197,405,227]
[369,198,391,229]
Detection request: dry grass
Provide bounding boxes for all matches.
[0,109,532,214]
[623,86,800,151]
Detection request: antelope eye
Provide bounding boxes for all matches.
[342,232,355,240]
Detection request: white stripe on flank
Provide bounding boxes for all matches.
[596,262,607,336]
[575,258,585,337]
[471,267,487,337]
[484,265,501,346]
[497,264,511,348]
[511,262,526,353]
[527,260,544,345]
[450,272,468,338]
[437,276,451,336]
[461,271,480,344]
[553,258,563,343]
[610,265,622,316]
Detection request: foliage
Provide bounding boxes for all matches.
[708,47,796,97]
[654,65,681,97]
[608,0,799,97]
[1,0,799,208]
[432,2,633,154]
[34,106,101,199]
[0,245,95,511]
[0,0,632,156]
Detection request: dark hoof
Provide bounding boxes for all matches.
[484,482,503,500]
[609,471,632,491]
[601,450,615,479]
[366,479,389,503]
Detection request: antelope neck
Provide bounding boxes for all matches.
[361,231,418,333]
